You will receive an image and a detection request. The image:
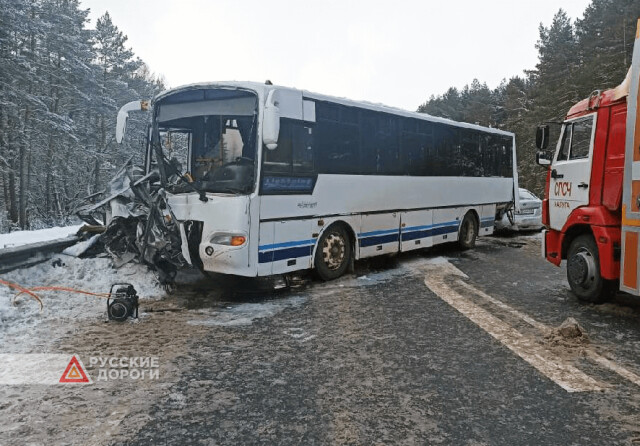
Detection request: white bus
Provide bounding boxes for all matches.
[117,81,519,280]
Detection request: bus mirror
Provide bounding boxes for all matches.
[116,100,149,144]
[536,151,551,167]
[263,102,280,150]
[535,125,549,150]
[263,90,280,150]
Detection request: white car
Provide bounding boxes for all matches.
[496,188,543,231]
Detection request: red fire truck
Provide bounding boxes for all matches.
[536,19,640,303]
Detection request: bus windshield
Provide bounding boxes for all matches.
[153,88,258,194]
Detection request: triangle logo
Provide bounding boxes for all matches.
[59,355,91,384]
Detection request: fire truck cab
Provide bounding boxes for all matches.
[536,89,625,302]
[537,18,640,303]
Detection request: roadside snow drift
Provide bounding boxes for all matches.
[0,225,82,249]
[0,255,166,344]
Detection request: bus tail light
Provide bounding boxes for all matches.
[210,233,247,247]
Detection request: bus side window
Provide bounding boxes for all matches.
[315,120,360,174]
[293,125,314,172]
[375,115,401,175]
[459,130,482,177]
[433,124,458,176]
[263,119,294,173]
[263,119,313,173]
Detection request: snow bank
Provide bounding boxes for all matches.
[0,225,83,249]
[0,256,166,344]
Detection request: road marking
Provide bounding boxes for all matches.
[454,278,640,388]
[421,260,607,392]
[454,266,640,388]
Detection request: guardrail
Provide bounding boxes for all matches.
[0,236,81,274]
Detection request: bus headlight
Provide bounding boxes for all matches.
[210,233,247,247]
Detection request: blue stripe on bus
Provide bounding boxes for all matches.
[257,217,482,264]
[259,239,315,251]
[358,232,400,247]
[358,228,400,238]
[401,223,460,241]
[258,245,313,263]
[480,216,495,228]
[402,220,458,233]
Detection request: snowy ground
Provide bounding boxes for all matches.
[0,224,83,249]
[0,254,166,350]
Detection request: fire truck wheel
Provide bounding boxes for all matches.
[567,235,614,304]
[458,212,478,250]
[315,224,352,281]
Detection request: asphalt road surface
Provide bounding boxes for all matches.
[2,233,640,445]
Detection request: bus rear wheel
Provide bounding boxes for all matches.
[315,224,352,281]
[458,212,478,250]
[566,234,615,304]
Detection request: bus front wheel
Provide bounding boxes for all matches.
[566,234,615,304]
[315,224,352,281]
[458,212,478,250]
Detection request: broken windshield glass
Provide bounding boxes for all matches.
[152,89,258,194]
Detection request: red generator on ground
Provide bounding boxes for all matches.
[536,18,640,303]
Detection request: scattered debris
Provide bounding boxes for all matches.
[544,317,590,347]
[76,161,189,284]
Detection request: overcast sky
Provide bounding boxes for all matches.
[80,0,592,111]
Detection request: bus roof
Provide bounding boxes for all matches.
[154,81,515,138]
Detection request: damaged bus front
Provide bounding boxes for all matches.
[114,83,273,278]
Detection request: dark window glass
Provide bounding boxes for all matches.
[263,119,314,173]
[557,124,572,161]
[360,111,378,174]
[316,102,339,121]
[376,115,401,174]
[569,118,593,160]
[293,125,314,172]
[458,130,482,176]
[402,130,430,176]
[312,101,512,178]
[315,120,360,174]
[359,111,403,175]
[482,134,513,177]
[432,124,459,176]
[498,135,514,177]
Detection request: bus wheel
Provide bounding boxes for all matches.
[315,224,352,281]
[458,212,478,250]
[567,235,615,304]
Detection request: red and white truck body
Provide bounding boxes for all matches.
[538,19,640,302]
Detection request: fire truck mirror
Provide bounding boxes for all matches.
[536,151,551,167]
[536,125,549,150]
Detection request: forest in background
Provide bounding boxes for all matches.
[418,0,640,196]
[0,0,163,232]
[1,0,639,232]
